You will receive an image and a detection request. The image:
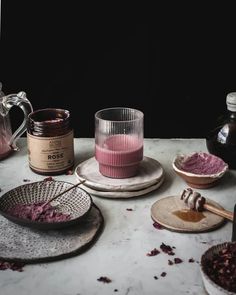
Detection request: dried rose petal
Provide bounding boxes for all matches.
[0,260,25,272]
[160,243,175,255]
[168,260,174,265]
[126,208,133,211]
[154,276,158,280]
[188,258,195,263]
[174,258,183,264]
[65,170,73,175]
[161,272,167,277]
[97,276,112,283]
[23,179,31,182]
[43,177,54,181]
[146,248,160,256]
[153,222,163,230]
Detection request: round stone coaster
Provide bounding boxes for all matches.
[75,156,164,192]
[80,176,164,198]
[0,204,103,263]
[151,196,225,233]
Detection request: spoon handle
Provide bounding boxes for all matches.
[204,203,233,221]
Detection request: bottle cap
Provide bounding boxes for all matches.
[226,92,236,112]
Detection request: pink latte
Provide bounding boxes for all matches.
[95,134,143,178]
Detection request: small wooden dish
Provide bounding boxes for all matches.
[0,180,92,230]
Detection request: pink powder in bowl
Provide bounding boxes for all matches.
[179,152,228,175]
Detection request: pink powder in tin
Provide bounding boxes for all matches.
[180,152,227,175]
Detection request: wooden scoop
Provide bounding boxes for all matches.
[180,188,234,222]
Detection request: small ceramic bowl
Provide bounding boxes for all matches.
[172,152,228,189]
[0,180,92,230]
[200,241,236,295]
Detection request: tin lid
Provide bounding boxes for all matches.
[226,92,236,112]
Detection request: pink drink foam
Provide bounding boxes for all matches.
[95,135,143,178]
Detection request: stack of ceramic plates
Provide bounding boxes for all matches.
[75,156,164,198]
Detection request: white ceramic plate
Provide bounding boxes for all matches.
[79,177,164,198]
[75,156,164,192]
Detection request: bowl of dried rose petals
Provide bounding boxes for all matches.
[0,180,92,230]
[200,241,236,294]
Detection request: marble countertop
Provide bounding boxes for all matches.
[0,138,235,295]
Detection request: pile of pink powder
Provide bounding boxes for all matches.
[180,152,227,175]
[7,202,71,222]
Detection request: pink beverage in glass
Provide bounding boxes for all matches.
[96,134,143,178]
[95,108,144,178]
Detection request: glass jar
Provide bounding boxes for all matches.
[27,108,74,175]
[206,92,236,169]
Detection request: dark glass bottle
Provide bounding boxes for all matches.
[206,92,236,169]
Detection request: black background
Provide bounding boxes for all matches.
[1,2,236,138]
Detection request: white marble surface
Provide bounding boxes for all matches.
[0,138,235,295]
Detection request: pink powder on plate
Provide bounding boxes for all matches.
[7,202,71,222]
[180,152,227,175]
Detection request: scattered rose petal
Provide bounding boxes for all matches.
[0,260,25,272]
[114,289,118,292]
[147,248,160,256]
[160,243,175,255]
[161,272,167,277]
[153,222,163,230]
[188,258,195,263]
[23,179,31,182]
[126,208,133,211]
[168,260,174,265]
[65,170,73,175]
[174,258,183,264]
[97,276,112,283]
[154,276,158,280]
[44,177,54,181]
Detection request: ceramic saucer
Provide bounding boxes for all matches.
[75,156,164,192]
[79,176,164,198]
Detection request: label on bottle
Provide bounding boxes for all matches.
[27,131,74,173]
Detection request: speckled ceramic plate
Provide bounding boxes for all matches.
[0,204,104,263]
[75,156,164,192]
[0,180,92,230]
